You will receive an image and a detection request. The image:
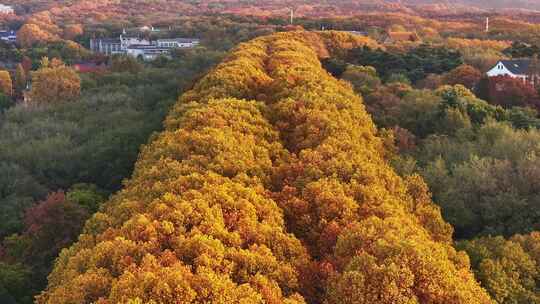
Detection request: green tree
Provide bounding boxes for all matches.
[341,65,382,95]
[0,93,13,113]
[458,236,540,304]
[110,55,143,74]
[0,262,32,304]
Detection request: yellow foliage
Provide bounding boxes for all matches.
[39,31,493,304]
[0,70,13,96]
[63,24,84,40]
[38,99,308,303]
[459,235,540,303]
[446,38,511,52]
[29,61,81,104]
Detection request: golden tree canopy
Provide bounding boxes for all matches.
[17,11,62,48]
[38,31,494,304]
[17,23,58,48]
[0,70,13,96]
[63,24,84,40]
[29,58,80,105]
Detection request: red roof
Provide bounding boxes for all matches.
[73,63,106,73]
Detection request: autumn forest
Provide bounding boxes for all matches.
[3,0,540,303]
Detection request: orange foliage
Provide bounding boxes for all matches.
[0,70,13,96]
[443,64,482,89]
[446,38,511,52]
[17,23,58,47]
[29,58,81,104]
[17,11,62,47]
[38,31,493,304]
[63,24,83,40]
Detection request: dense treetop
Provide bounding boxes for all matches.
[38,31,493,304]
[1,2,540,303]
[0,46,224,303]
[458,233,540,304]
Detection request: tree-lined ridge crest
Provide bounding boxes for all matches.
[38,31,494,304]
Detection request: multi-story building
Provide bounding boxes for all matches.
[120,36,150,50]
[90,35,200,60]
[0,4,14,14]
[126,45,170,61]
[89,38,123,55]
[155,38,200,48]
[0,30,16,43]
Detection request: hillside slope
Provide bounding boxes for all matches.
[5,0,540,20]
[38,31,493,304]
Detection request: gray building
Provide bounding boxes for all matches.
[90,36,200,60]
[155,38,200,48]
[89,38,122,55]
[0,30,16,43]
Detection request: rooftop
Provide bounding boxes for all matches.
[157,38,200,43]
[127,45,169,50]
[74,63,106,73]
[121,36,149,42]
[96,38,121,43]
[500,59,533,75]
[0,30,15,37]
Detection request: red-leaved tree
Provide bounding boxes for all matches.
[23,191,88,261]
[487,75,540,110]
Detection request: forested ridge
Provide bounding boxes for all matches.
[3,0,540,301]
[4,0,540,301]
[37,31,493,304]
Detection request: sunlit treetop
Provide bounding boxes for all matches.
[38,31,493,304]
